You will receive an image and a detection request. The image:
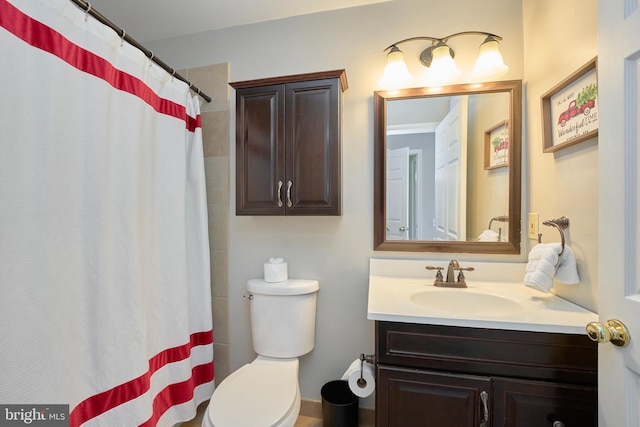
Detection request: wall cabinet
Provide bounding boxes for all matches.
[375,321,597,427]
[230,70,347,215]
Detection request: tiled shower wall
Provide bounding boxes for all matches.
[180,63,231,383]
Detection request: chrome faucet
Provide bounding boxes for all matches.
[425,259,474,288]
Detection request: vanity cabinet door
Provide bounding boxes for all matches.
[377,366,490,427]
[493,377,597,427]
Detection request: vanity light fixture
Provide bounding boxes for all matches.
[381,31,509,88]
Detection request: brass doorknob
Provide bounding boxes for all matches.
[586,319,630,347]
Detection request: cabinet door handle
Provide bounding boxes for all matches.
[286,180,293,208]
[479,391,489,427]
[277,180,283,208]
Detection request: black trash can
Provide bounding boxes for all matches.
[321,380,359,427]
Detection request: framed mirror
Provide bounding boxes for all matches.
[374,80,522,254]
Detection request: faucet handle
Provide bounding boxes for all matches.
[425,266,444,283]
[455,266,474,284]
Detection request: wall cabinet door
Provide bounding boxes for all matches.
[232,70,346,215]
[377,366,490,427]
[235,84,285,214]
[493,377,597,427]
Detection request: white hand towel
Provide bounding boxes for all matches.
[555,244,580,284]
[524,243,580,292]
[478,229,499,242]
[524,243,561,293]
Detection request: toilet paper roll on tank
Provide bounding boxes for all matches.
[264,257,288,282]
[341,359,376,398]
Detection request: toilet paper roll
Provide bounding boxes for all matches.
[264,257,288,282]
[341,358,376,398]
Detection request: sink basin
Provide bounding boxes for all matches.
[410,289,525,317]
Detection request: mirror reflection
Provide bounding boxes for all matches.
[374,80,522,254]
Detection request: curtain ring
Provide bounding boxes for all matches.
[120,29,126,46]
[84,2,92,21]
[147,51,154,67]
[170,68,176,81]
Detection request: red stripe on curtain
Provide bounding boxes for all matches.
[0,0,200,132]
[139,363,214,427]
[68,330,214,427]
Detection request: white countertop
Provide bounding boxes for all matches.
[367,258,598,335]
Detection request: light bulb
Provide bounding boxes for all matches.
[471,38,509,80]
[425,44,460,86]
[381,46,412,89]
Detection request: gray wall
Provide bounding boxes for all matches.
[146,0,601,407]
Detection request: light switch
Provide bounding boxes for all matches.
[528,213,539,239]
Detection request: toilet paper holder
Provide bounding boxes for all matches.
[357,353,375,388]
[360,353,375,365]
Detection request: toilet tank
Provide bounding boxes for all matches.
[247,279,319,358]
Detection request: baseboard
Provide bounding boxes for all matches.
[300,398,375,427]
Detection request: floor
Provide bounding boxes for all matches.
[181,405,324,427]
[183,401,371,426]
[294,415,323,426]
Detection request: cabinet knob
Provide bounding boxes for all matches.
[552,422,565,427]
[586,319,630,347]
[399,226,407,232]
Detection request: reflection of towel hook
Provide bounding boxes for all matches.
[537,216,569,255]
[488,215,509,230]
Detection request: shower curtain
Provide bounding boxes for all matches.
[0,0,214,425]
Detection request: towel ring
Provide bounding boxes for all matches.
[538,216,569,255]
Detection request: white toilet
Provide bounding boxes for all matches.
[202,278,319,427]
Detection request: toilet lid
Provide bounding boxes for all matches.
[209,359,298,427]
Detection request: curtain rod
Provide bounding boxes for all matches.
[69,0,212,103]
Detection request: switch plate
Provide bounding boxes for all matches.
[528,213,539,239]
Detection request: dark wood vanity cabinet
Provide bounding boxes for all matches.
[230,70,347,215]
[375,321,598,427]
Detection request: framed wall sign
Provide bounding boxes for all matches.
[541,57,598,152]
[484,120,509,169]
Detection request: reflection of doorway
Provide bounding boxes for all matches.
[386,147,408,240]
[433,96,467,241]
[386,148,424,240]
[408,151,423,240]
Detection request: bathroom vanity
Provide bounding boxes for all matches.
[367,258,598,427]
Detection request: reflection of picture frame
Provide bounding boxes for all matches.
[541,57,598,152]
[484,120,509,169]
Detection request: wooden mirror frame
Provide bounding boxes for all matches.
[373,80,522,254]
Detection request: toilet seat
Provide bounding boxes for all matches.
[207,357,299,427]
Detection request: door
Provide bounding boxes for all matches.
[386,147,410,239]
[234,84,285,215]
[598,3,640,426]
[377,366,490,427]
[434,96,468,241]
[493,377,597,427]
[286,78,341,215]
